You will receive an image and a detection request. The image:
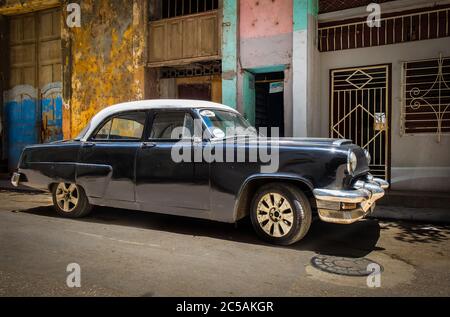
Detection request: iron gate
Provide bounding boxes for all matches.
[330,65,390,181]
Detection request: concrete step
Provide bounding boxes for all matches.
[379,190,450,209]
[371,205,450,223]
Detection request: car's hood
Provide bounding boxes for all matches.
[267,137,352,147]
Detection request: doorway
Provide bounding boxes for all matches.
[4,7,62,170]
[330,64,391,181]
[178,83,211,100]
[254,72,285,137]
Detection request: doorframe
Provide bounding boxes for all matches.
[328,63,392,183]
[0,15,10,162]
[242,65,287,133]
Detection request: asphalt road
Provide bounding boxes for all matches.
[0,190,449,296]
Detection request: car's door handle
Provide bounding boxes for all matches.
[141,142,156,149]
[84,142,96,148]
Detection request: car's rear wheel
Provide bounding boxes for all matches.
[250,183,312,245]
[52,183,92,218]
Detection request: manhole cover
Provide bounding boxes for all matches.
[310,255,383,277]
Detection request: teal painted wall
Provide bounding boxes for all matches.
[242,71,255,125]
[247,65,286,74]
[222,0,238,109]
[293,0,318,31]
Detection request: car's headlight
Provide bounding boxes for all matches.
[364,149,371,165]
[347,150,358,174]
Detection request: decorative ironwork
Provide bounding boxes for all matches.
[345,69,373,89]
[319,0,394,14]
[160,61,221,79]
[319,6,450,52]
[401,54,450,142]
[151,0,219,20]
[331,65,390,180]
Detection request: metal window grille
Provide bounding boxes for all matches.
[401,54,450,142]
[159,0,219,20]
[319,0,394,14]
[160,61,222,78]
[318,6,450,52]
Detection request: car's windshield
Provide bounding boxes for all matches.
[198,109,258,139]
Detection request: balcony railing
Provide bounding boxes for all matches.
[318,6,450,52]
[148,10,221,67]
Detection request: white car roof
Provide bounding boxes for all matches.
[79,99,238,141]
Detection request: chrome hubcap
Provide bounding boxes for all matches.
[256,193,294,238]
[56,183,79,212]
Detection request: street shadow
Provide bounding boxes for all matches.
[380,221,450,244]
[21,204,381,258]
[0,189,46,195]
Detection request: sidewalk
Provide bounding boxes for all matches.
[0,174,45,193]
[371,205,450,223]
[374,190,450,223]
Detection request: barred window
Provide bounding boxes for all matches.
[318,6,450,52]
[401,55,450,141]
[151,0,219,20]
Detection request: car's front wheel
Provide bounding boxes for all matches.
[250,183,312,245]
[52,183,92,218]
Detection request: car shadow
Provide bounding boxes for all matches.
[21,204,381,258]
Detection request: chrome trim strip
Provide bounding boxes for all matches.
[332,139,352,146]
[313,188,370,203]
[373,177,390,189]
[11,172,21,187]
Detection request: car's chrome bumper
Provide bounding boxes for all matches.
[313,175,389,224]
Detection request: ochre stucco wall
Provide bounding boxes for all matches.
[63,0,146,138]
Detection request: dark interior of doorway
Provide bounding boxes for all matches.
[178,84,211,101]
[255,72,285,137]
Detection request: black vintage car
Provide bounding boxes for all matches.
[12,100,388,245]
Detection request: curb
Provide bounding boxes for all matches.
[0,180,45,194]
[370,205,450,224]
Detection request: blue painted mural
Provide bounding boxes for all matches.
[41,82,63,143]
[4,82,63,170]
[5,85,39,170]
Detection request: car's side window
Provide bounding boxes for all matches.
[149,111,194,140]
[92,112,146,141]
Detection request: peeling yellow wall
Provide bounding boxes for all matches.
[0,0,60,15]
[63,0,146,138]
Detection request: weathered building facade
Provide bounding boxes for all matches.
[317,0,450,192]
[0,0,147,170]
[0,0,449,192]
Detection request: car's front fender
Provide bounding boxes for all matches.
[233,173,314,222]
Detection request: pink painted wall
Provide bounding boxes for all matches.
[240,0,293,39]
